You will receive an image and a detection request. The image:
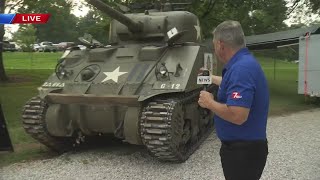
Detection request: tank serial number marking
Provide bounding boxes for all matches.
[42,82,65,88]
[160,84,181,89]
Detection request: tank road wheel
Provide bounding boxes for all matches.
[22,96,73,153]
[140,99,198,163]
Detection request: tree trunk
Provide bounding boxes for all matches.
[0,0,8,82]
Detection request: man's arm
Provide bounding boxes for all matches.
[198,91,250,125]
[212,75,222,86]
[198,67,255,125]
[208,100,250,125]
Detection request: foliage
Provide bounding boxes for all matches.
[189,0,288,38]
[0,0,24,81]
[76,10,111,44]
[17,0,79,43]
[286,0,320,26]
[79,0,289,40]
[0,0,8,81]
[308,0,320,13]
[8,0,293,44]
[12,25,36,52]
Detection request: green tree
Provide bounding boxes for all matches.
[0,0,7,81]
[291,0,320,13]
[0,0,24,82]
[1,0,80,81]
[287,0,320,25]
[190,0,288,38]
[83,0,289,39]
[12,25,37,52]
[18,0,79,43]
[76,10,111,44]
[309,0,320,13]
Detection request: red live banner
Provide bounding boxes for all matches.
[12,14,50,24]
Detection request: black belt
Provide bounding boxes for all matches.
[221,139,268,147]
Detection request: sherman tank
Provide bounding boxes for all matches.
[21,0,217,162]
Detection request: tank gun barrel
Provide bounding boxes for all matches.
[86,0,142,33]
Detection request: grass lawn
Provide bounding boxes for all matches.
[0,69,56,166]
[3,52,62,69]
[0,52,318,167]
[256,57,317,116]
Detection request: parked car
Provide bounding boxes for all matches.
[39,41,58,52]
[53,43,60,51]
[1,41,16,52]
[10,42,22,51]
[32,43,42,52]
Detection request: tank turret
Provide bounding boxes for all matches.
[86,0,143,33]
[86,0,201,44]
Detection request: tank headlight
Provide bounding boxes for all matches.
[155,62,172,81]
[160,69,167,75]
[60,71,66,77]
[159,64,168,76]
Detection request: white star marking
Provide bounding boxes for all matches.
[102,66,128,83]
[194,20,201,40]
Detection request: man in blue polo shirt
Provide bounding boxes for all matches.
[198,20,269,180]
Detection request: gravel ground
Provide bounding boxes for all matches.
[1,109,320,180]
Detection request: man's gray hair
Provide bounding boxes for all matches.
[212,20,246,49]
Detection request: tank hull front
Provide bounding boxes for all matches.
[44,94,143,145]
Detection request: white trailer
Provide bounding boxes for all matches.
[298,34,320,97]
[245,25,320,97]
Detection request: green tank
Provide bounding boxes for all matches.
[21,0,217,162]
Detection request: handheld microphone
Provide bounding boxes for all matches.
[197,68,211,115]
[202,69,210,91]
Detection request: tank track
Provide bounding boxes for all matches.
[22,96,73,153]
[140,89,214,162]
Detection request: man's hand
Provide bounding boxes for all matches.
[211,75,222,86]
[198,67,206,76]
[198,67,222,86]
[198,91,214,109]
[198,90,250,125]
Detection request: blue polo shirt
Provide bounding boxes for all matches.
[214,48,269,141]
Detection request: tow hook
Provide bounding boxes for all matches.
[74,131,85,147]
